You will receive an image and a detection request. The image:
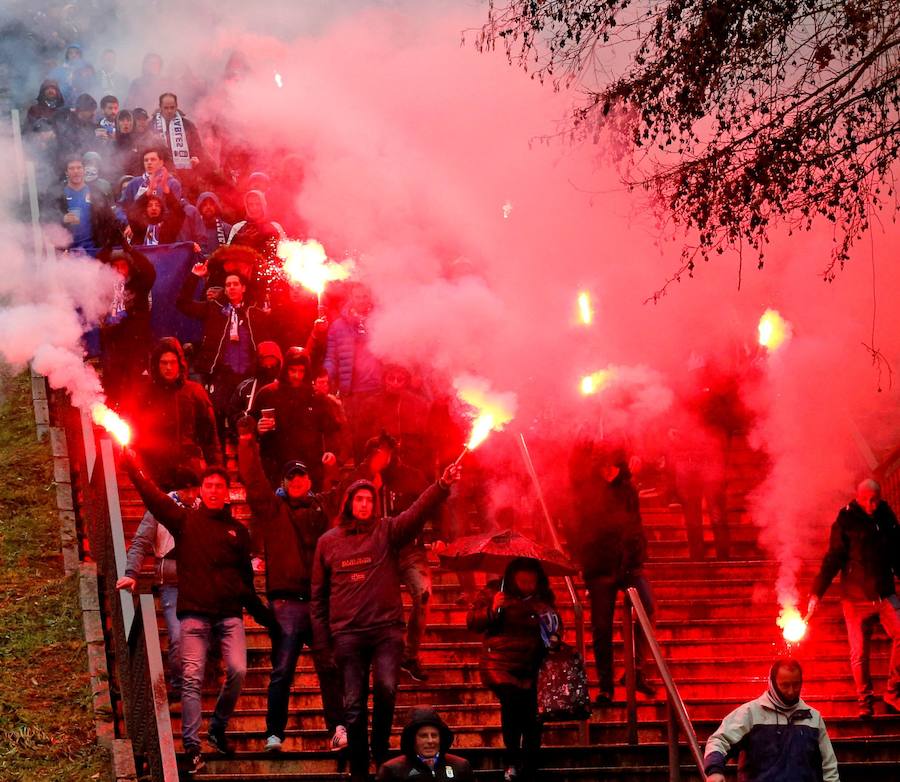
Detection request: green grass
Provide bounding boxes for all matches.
[0,372,108,781]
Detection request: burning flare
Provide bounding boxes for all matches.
[277,240,352,299]
[274,72,284,89]
[453,375,517,460]
[91,403,131,445]
[580,368,614,396]
[758,308,791,351]
[577,291,593,325]
[777,604,808,644]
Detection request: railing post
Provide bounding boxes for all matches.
[667,700,681,782]
[622,592,638,746]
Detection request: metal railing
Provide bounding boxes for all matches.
[623,586,707,782]
[517,434,589,744]
[67,404,179,781]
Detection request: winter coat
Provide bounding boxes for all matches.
[128,191,185,245]
[116,173,184,223]
[323,308,382,395]
[467,565,559,691]
[125,337,222,487]
[704,691,839,782]
[124,490,195,586]
[25,80,65,126]
[195,192,233,257]
[98,245,156,356]
[238,434,336,600]
[252,378,342,486]
[569,462,647,582]
[151,110,207,169]
[376,707,475,781]
[355,389,432,464]
[176,271,271,375]
[311,479,450,646]
[127,466,259,620]
[812,499,900,601]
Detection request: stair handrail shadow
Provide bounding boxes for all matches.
[68,401,179,782]
[624,585,707,782]
[517,434,589,745]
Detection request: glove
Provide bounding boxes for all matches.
[236,415,257,438]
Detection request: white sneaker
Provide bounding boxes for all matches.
[330,724,348,751]
[265,734,283,753]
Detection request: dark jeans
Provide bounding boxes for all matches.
[399,549,431,661]
[587,572,656,694]
[333,625,405,776]
[493,684,541,778]
[159,584,182,693]
[180,615,246,751]
[267,598,345,739]
[843,595,900,706]
[675,468,730,560]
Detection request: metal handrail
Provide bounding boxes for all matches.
[72,405,179,781]
[624,585,707,782]
[517,434,589,744]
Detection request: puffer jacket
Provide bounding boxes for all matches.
[322,307,382,395]
[812,499,900,601]
[704,692,839,782]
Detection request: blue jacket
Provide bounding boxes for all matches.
[116,173,183,224]
[323,309,382,396]
[195,192,232,256]
[704,692,839,782]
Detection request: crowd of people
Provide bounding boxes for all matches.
[16,35,900,782]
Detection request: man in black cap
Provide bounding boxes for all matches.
[236,416,346,753]
[376,707,474,780]
[311,463,462,782]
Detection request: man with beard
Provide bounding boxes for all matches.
[227,341,282,433]
[195,192,233,257]
[251,347,342,489]
[236,416,347,754]
[125,337,222,490]
[704,659,839,782]
[25,79,65,126]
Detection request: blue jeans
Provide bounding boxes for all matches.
[159,585,182,693]
[333,626,404,775]
[587,572,656,694]
[267,598,345,739]
[843,595,900,705]
[180,615,247,751]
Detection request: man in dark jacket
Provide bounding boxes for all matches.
[125,337,222,490]
[236,416,346,753]
[376,707,474,781]
[227,341,282,434]
[704,659,839,782]
[252,347,341,489]
[809,478,900,717]
[98,243,156,403]
[196,191,233,257]
[151,93,207,199]
[25,79,65,126]
[177,257,270,438]
[127,174,185,246]
[568,441,656,706]
[122,454,273,775]
[311,464,461,782]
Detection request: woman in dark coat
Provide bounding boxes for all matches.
[467,557,560,782]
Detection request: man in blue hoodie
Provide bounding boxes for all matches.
[195,191,233,257]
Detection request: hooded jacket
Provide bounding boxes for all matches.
[310,478,451,646]
[376,708,475,781]
[467,559,559,690]
[704,690,839,782]
[97,245,156,353]
[323,303,383,396]
[238,432,338,600]
[176,268,271,375]
[568,450,647,581]
[127,464,258,620]
[196,192,233,256]
[226,189,287,252]
[252,348,342,485]
[128,190,185,246]
[26,80,65,125]
[126,337,222,487]
[812,498,900,601]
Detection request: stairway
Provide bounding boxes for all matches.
[112,436,900,781]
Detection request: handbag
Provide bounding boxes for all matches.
[537,643,592,721]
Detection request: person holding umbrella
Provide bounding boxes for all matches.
[467,557,561,782]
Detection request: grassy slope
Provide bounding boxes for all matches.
[0,373,107,781]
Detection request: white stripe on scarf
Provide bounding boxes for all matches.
[155,112,192,169]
